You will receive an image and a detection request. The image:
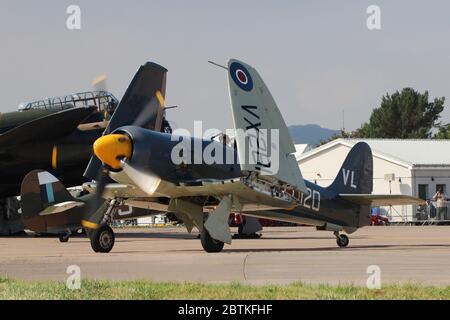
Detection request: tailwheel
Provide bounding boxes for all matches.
[335,232,349,248]
[200,227,224,253]
[89,225,115,253]
[59,233,70,243]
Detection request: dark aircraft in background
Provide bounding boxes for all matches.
[2,62,173,236]
[18,62,174,242]
[20,59,423,253]
[0,91,118,235]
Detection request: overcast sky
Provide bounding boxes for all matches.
[1,0,450,132]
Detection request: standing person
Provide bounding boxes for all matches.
[426,200,436,221]
[432,188,448,222]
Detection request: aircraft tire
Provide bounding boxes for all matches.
[90,225,115,253]
[336,234,349,248]
[59,234,70,243]
[200,228,224,253]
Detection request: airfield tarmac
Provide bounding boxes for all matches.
[1,226,450,286]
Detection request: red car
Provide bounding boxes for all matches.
[371,214,390,226]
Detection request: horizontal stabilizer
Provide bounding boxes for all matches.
[0,107,96,147]
[39,201,85,216]
[340,194,425,207]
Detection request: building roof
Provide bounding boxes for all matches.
[294,144,311,160]
[298,138,450,167]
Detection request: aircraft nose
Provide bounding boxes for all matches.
[93,134,132,170]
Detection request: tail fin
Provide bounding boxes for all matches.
[20,170,75,219]
[227,59,308,194]
[327,142,373,194]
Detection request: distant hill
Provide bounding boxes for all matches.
[288,124,340,146]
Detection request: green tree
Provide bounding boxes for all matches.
[434,124,450,139]
[353,88,445,139]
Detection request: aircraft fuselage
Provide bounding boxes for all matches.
[108,126,370,232]
[243,180,370,233]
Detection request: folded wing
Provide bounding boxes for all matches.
[227,59,308,194]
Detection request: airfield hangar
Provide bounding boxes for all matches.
[297,139,450,223]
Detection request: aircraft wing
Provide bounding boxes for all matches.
[0,107,96,147]
[84,62,168,180]
[84,178,297,212]
[340,194,425,206]
[103,62,168,134]
[227,59,308,194]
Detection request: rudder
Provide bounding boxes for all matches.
[327,142,373,194]
[20,170,74,219]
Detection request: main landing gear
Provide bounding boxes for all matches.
[334,231,349,248]
[200,227,225,253]
[85,198,120,253]
[87,225,115,253]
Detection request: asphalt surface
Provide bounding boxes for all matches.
[1,226,450,286]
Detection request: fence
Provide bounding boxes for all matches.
[412,200,450,225]
[376,201,450,225]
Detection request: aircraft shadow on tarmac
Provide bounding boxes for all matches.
[115,232,199,240]
[4,232,450,254]
[3,231,198,240]
[258,236,368,240]
[168,243,450,254]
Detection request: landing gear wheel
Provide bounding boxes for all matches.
[200,228,224,253]
[59,234,70,243]
[336,234,349,248]
[89,225,115,253]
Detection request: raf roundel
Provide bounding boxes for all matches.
[230,62,253,92]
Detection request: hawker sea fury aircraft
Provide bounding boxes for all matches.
[22,59,424,253]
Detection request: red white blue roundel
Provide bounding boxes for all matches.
[230,62,253,92]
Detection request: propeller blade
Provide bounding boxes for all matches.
[92,74,108,92]
[81,200,109,230]
[121,161,161,196]
[154,90,166,132]
[82,167,110,229]
[132,95,159,128]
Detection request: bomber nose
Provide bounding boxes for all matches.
[93,134,132,170]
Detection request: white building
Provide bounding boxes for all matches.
[294,144,312,160]
[297,139,450,222]
[137,215,168,226]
